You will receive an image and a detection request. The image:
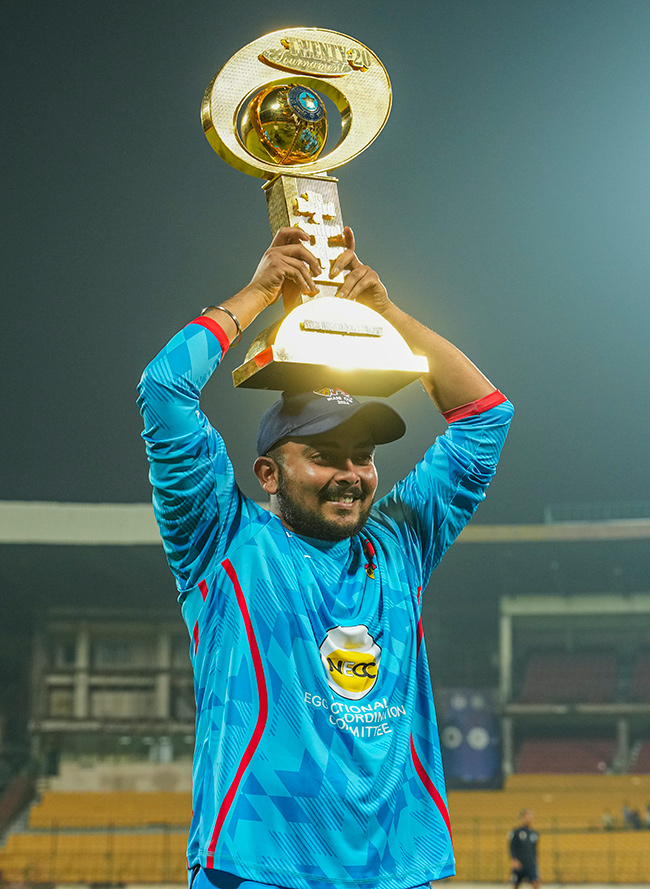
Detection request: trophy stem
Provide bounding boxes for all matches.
[263,174,347,305]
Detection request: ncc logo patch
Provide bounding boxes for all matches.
[320,625,381,700]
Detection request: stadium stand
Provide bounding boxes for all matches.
[450,773,650,828]
[28,790,191,829]
[516,737,616,773]
[2,776,650,884]
[452,818,650,884]
[519,649,617,703]
[449,773,650,883]
[0,601,646,885]
[632,739,650,774]
[628,649,650,702]
[0,830,188,883]
[0,791,191,883]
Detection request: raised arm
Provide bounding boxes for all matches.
[138,228,322,587]
[200,227,321,343]
[333,227,496,414]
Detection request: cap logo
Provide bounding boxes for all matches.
[313,387,354,405]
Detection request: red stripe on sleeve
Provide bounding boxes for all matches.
[193,621,199,655]
[188,316,230,354]
[442,389,507,424]
[206,559,269,866]
[410,736,453,844]
[198,579,209,601]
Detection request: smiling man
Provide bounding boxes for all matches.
[254,390,401,541]
[138,227,513,889]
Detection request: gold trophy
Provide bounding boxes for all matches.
[202,27,428,395]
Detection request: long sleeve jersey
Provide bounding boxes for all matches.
[138,317,513,889]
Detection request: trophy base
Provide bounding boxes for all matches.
[233,350,425,396]
[232,297,429,396]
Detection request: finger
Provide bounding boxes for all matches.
[270,226,311,248]
[336,266,370,300]
[329,247,356,277]
[280,256,319,294]
[341,267,383,303]
[329,226,360,278]
[274,242,322,278]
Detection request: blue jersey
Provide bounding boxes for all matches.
[138,317,513,889]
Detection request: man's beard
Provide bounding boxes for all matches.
[275,468,373,541]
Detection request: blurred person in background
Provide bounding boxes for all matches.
[601,807,614,830]
[509,808,540,889]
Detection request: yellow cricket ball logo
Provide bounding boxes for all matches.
[320,625,381,700]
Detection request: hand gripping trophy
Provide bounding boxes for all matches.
[202,27,427,395]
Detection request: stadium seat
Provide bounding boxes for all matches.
[628,650,650,702]
[516,737,615,773]
[519,650,617,704]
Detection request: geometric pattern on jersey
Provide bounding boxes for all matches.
[139,322,514,889]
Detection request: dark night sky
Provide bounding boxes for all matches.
[3,0,650,524]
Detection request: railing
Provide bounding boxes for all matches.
[0,825,188,884]
[544,500,650,522]
[452,816,650,884]
[2,813,650,884]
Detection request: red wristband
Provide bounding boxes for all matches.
[188,316,230,354]
[442,389,507,423]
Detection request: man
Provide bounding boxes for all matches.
[509,809,540,888]
[138,227,513,889]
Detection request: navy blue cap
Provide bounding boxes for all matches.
[256,387,406,456]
